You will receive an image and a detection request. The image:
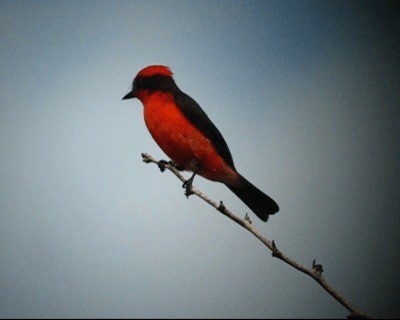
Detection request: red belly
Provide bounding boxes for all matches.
[141,92,238,184]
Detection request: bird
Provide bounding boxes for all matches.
[122,65,279,222]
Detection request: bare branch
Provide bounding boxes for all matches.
[141,153,372,319]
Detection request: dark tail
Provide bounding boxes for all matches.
[227,174,279,222]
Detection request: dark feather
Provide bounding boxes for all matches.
[228,174,279,222]
[173,90,235,169]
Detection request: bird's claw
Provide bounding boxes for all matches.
[182,179,194,197]
[157,160,168,172]
[157,160,175,172]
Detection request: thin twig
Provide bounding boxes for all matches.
[141,153,372,319]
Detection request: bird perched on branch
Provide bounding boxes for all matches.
[123,65,279,222]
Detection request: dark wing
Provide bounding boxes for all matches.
[173,90,235,169]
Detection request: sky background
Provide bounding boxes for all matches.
[1,0,399,318]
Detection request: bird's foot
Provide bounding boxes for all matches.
[157,160,174,172]
[182,164,200,197]
[182,176,195,197]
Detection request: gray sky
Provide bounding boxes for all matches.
[1,1,399,318]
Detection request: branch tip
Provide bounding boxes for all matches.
[141,153,151,163]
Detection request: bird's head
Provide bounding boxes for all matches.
[122,65,176,101]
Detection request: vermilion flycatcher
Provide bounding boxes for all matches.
[123,65,279,222]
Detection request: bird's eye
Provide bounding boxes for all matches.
[134,78,142,87]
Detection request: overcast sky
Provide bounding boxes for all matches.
[1,1,399,318]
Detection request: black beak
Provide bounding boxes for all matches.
[122,90,135,100]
